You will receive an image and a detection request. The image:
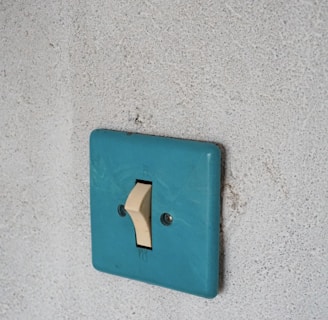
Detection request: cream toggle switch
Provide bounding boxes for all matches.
[124,182,152,249]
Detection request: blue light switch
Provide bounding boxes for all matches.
[90,129,221,298]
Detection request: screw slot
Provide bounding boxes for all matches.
[117,204,127,217]
[160,213,173,226]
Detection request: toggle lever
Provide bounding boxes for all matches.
[124,182,152,249]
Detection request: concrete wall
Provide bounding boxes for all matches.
[1,1,327,319]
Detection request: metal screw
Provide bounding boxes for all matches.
[117,204,127,217]
[160,213,173,226]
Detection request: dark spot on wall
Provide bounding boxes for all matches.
[134,113,143,125]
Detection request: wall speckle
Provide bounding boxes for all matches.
[1,0,327,319]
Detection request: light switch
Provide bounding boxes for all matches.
[124,182,152,249]
[90,129,221,298]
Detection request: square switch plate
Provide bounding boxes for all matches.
[90,129,221,298]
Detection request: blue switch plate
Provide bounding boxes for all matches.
[90,129,221,298]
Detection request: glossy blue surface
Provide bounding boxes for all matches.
[90,129,221,298]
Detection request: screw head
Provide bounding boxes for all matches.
[160,213,173,226]
[117,204,127,217]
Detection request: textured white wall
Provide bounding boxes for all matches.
[1,0,328,319]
